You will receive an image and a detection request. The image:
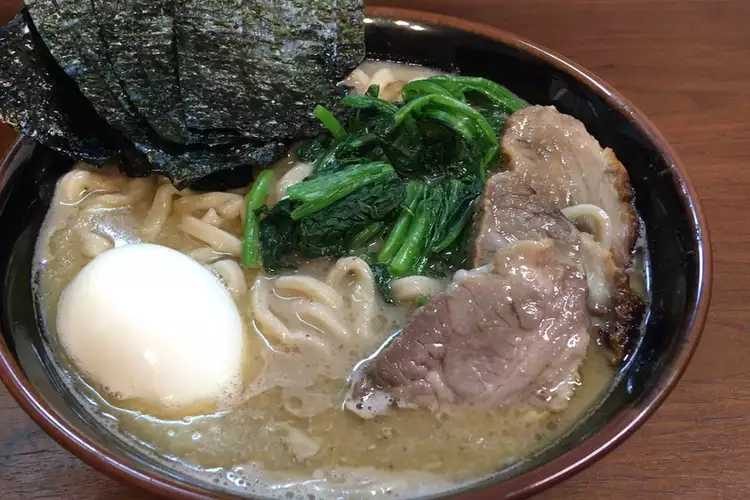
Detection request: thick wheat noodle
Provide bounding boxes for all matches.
[38,168,114,258]
[187,247,226,264]
[173,193,243,216]
[391,276,445,304]
[274,275,344,309]
[80,177,154,211]
[249,278,293,342]
[274,162,314,204]
[76,227,113,258]
[249,279,330,356]
[367,67,396,89]
[201,208,223,226]
[220,198,244,222]
[326,257,376,337]
[226,185,250,196]
[141,183,179,240]
[288,299,351,341]
[58,168,123,204]
[382,84,406,101]
[353,67,431,101]
[124,177,154,201]
[209,259,247,297]
[364,67,412,101]
[84,194,135,210]
[453,264,492,282]
[178,215,241,256]
[347,68,370,94]
[370,68,402,100]
[561,203,613,251]
[579,234,615,312]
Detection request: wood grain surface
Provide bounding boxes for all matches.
[1,0,748,498]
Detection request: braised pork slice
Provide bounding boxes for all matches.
[578,235,643,355]
[472,171,642,359]
[347,241,590,418]
[502,105,638,268]
[472,171,578,267]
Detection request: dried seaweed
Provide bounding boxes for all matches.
[24,0,147,146]
[8,4,290,187]
[0,12,288,187]
[90,0,241,146]
[147,139,290,189]
[175,0,365,140]
[0,11,146,169]
[90,0,185,143]
[2,1,365,188]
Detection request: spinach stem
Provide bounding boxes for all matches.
[389,187,443,276]
[241,170,274,268]
[378,181,425,263]
[429,75,528,112]
[288,162,394,220]
[314,105,346,139]
[401,79,464,102]
[349,222,384,250]
[342,95,399,114]
[432,200,476,253]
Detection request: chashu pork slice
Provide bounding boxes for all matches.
[347,240,590,418]
[472,171,642,360]
[502,105,639,269]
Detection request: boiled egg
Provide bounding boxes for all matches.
[56,243,244,410]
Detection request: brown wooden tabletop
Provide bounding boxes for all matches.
[1,0,749,498]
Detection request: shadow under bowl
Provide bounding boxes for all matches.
[0,7,711,500]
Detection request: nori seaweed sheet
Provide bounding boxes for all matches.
[13,3,290,187]
[25,0,237,150]
[148,139,289,189]
[175,0,364,140]
[90,0,241,146]
[3,1,365,187]
[0,10,287,187]
[91,0,187,144]
[24,0,147,147]
[0,11,147,169]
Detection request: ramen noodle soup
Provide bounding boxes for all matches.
[33,62,647,498]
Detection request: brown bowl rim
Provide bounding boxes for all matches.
[0,6,712,500]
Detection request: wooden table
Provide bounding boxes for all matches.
[1,0,749,498]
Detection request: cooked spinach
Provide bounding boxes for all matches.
[296,135,332,163]
[348,222,385,251]
[378,181,426,263]
[259,178,405,269]
[288,161,395,219]
[298,179,405,257]
[254,74,527,299]
[389,183,447,277]
[370,263,395,304]
[241,170,274,268]
[258,199,299,272]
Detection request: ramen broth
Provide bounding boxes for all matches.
[33,62,629,498]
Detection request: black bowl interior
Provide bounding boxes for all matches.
[0,16,704,499]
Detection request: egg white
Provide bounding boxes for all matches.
[56,243,245,409]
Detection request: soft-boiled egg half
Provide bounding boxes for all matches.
[56,243,244,411]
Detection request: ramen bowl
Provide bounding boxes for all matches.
[0,7,711,499]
